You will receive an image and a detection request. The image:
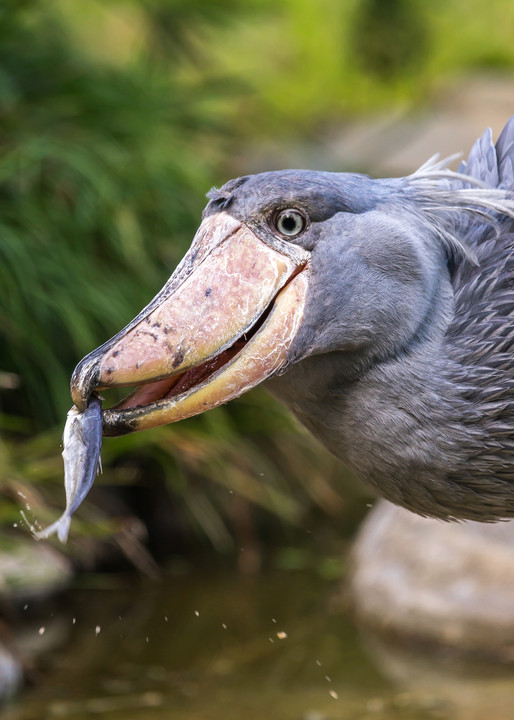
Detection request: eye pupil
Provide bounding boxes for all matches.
[282,216,297,232]
[275,209,306,237]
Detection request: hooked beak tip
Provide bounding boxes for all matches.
[70,355,101,411]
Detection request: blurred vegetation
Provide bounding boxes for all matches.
[0,0,513,564]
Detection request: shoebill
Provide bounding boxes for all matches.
[70,117,514,522]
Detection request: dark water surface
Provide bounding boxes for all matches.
[5,567,514,720]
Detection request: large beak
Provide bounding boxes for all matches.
[70,212,309,436]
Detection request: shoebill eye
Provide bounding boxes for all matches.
[273,209,307,238]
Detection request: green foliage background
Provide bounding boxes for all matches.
[1,0,513,557]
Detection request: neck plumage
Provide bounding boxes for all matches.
[269,274,513,522]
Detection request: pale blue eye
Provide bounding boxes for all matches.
[275,209,306,237]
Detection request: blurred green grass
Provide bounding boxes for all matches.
[1,0,513,559]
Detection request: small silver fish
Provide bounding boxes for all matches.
[36,395,102,543]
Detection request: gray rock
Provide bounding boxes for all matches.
[325,75,514,176]
[0,538,73,603]
[349,501,514,658]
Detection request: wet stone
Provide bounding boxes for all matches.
[349,500,514,658]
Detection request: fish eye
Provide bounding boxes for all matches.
[273,209,307,238]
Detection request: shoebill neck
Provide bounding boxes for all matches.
[267,269,508,520]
